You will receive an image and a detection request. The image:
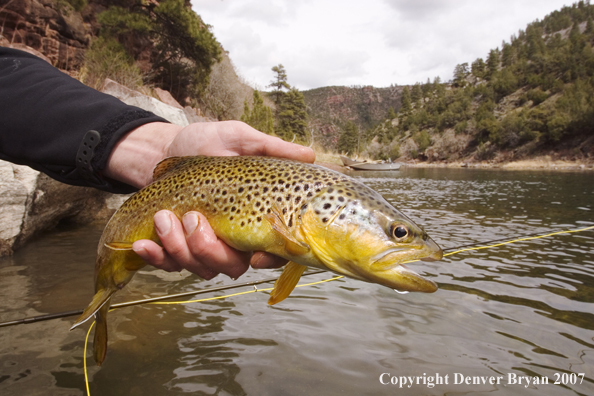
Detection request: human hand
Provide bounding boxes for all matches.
[106,120,315,188]
[105,120,315,280]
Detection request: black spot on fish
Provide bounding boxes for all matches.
[323,203,331,210]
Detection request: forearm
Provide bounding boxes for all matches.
[0,47,166,193]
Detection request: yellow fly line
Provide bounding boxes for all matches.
[82,224,594,395]
[443,224,594,258]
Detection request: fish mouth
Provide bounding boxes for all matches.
[370,236,443,267]
[366,237,442,293]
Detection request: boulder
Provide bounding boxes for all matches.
[101,79,190,126]
[154,87,184,109]
[0,161,114,256]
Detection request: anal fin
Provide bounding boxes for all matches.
[268,261,307,305]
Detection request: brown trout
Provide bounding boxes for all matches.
[71,156,442,365]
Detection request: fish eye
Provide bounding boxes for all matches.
[390,224,409,240]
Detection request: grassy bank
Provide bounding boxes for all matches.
[316,150,594,171]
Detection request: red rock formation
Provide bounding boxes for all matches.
[0,0,93,69]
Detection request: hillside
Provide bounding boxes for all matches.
[302,85,402,150]
[2,1,593,165]
[354,2,594,164]
[0,0,254,121]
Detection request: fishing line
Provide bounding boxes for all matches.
[82,276,343,396]
[441,224,594,257]
[1,225,593,329]
[78,223,594,395]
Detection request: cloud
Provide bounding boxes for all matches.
[383,0,465,21]
[288,46,369,89]
[194,0,573,88]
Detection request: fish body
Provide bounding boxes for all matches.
[72,156,442,365]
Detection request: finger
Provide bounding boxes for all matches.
[132,239,183,273]
[250,252,288,269]
[232,121,316,163]
[182,212,251,280]
[153,210,219,279]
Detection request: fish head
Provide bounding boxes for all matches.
[297,181,442,293]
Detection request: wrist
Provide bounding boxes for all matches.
[104,122,182,188]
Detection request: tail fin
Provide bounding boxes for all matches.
[268,262,307,305]
[93,301,110,366]
[70,288,115,330]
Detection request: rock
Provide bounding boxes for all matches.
[154,87,184,109]
[183,106,213,123]
[0,0,92,70]
[0,160,114,256]
[101,78,190,126]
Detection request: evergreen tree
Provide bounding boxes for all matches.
[276,87,308,141]
[98,0,221,102]
[471,58,486,78]
[268,64,290,112]
[486,49,500,77]
[453,63,469,87]
[400,87,412,112]
[411,83,423,103]
[241,90,274,134]
[387,107,397,120]
[337,121,359,154]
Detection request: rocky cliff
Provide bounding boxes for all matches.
[0,0,97,69]
[302,85,403,150]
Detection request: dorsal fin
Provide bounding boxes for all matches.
[152,156,195,181]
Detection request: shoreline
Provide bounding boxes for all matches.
[404,158,594,171]
[314,153,594,172]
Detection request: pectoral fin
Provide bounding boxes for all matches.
[264,204,310,256]
[105,242,134,251]
[268,261,307,305]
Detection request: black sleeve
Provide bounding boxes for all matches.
[0,47,169,193]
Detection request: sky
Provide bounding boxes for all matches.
[193,0,574,90]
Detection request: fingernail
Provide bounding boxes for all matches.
[133,246,147,258]
[154,211,172,236]
[182,212,199,236]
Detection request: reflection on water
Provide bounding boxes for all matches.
[1,167,593,395]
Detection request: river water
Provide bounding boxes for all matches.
[0,167,593,396]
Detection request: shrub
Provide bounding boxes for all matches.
[413,130,431,152]
[526,88,549,105]
[79,37,144,90]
